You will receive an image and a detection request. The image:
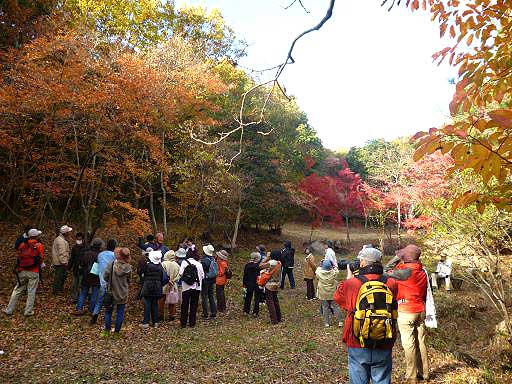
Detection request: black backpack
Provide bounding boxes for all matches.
[182,259,200,285]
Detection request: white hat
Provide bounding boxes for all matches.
[175,248,187,258]
[27,229,42,237]
[357,247,382,263]
[203,244,214,257]
[60,225,73,234]
[148,250,162,265]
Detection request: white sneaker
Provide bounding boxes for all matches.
[338,321,343,327]
[324,323,330,328]
[139,323,149,329]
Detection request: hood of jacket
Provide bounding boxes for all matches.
[114,260,132,276]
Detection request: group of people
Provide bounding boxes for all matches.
[302,241,433,384]
[4,224,440,384]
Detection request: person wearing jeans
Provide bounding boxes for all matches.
[91,239,117,325]
[333,247,398,384]
[101,247,132,337]
[74,238,102,315]
[179,255,204,328]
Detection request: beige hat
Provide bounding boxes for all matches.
[216,250,229,260]
[203,244,215,257]
[59,225,73,234]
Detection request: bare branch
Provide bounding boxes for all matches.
[189,0,337,165]
[284,0,311,13]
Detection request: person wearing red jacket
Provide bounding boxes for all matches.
[3,229,44,317]
[334,247,397,384]
[385,244,429,384]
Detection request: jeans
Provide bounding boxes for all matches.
[280,267,295,289]
[347,347,392,384]
[76,285,99,313]
[70,271,82,301]
[181,289,200,327]
[216,284,226,312]
[243,288,260,315]
[265,289,282,324]
[104,303,126,333]
[321,300,342,325]
[93,285,106,315]
[201,279,217,318]
[4,271,39,315]
[143,297,159,325]
[53,265,67,293]
[398,311,429,380]
[305,278,315,299]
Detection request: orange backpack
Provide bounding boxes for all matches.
[257,261,281,287]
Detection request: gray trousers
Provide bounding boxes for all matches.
[321,300,342,325]
[5,271,39,315]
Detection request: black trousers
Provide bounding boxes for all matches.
[201,279,217,318]
[305,278,315,299]
[180,289,200,327]
[243,288,260,315]
[216,284,226,312]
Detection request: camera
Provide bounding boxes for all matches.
[338,258,360,273]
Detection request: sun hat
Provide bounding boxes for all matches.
[148,250,162,265]
[91,238,104,250]
[203,244,215,257]
[357,247,382,264]
[60,225,72,234]
[175,248,187,259]
[163,250,176,261]
[216,250,229,260]
[27,229,42,237]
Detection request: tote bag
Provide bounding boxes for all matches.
[165,285,179,304]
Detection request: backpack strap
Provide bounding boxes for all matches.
[356,275,369,284]
[377,275,388,284]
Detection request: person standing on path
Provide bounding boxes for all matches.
[333,247,398,384]
[201,245,218,320]
[139,251,167,328]
[262,250,283,325]
[215,250,230,313]
[280,240,296,289]
[90,239,117,325]
[74,238,103,315]
[179,251,204,328]
[316,260,343,328]
[303,247,317,300]
[242,252,261,317]
[385,244,429,384]
[69,232,87,304]
[52,225,72,294]
[160,250,180,321]
[4,228,44,317]
[102,247,132,338]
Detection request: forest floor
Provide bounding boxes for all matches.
[0,222,511,383]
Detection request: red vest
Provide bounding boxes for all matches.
[394,262,427,313]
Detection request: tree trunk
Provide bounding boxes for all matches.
[160,132,167,235]
[148,181,157,235]
[397,199,402,246]
[231,201,242,251]
[345,215,351,244]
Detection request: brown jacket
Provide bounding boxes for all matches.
[303,253,316,279]
[104,260,132,305]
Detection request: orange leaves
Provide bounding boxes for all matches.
[488,109,512,129]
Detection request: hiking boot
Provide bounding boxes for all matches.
[24,312,34,317]
[90,314,98,325]
[152,322,159,328]
[139,323,149,329]
[72,310,85,316]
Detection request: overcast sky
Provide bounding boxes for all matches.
[176,0,456,150]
